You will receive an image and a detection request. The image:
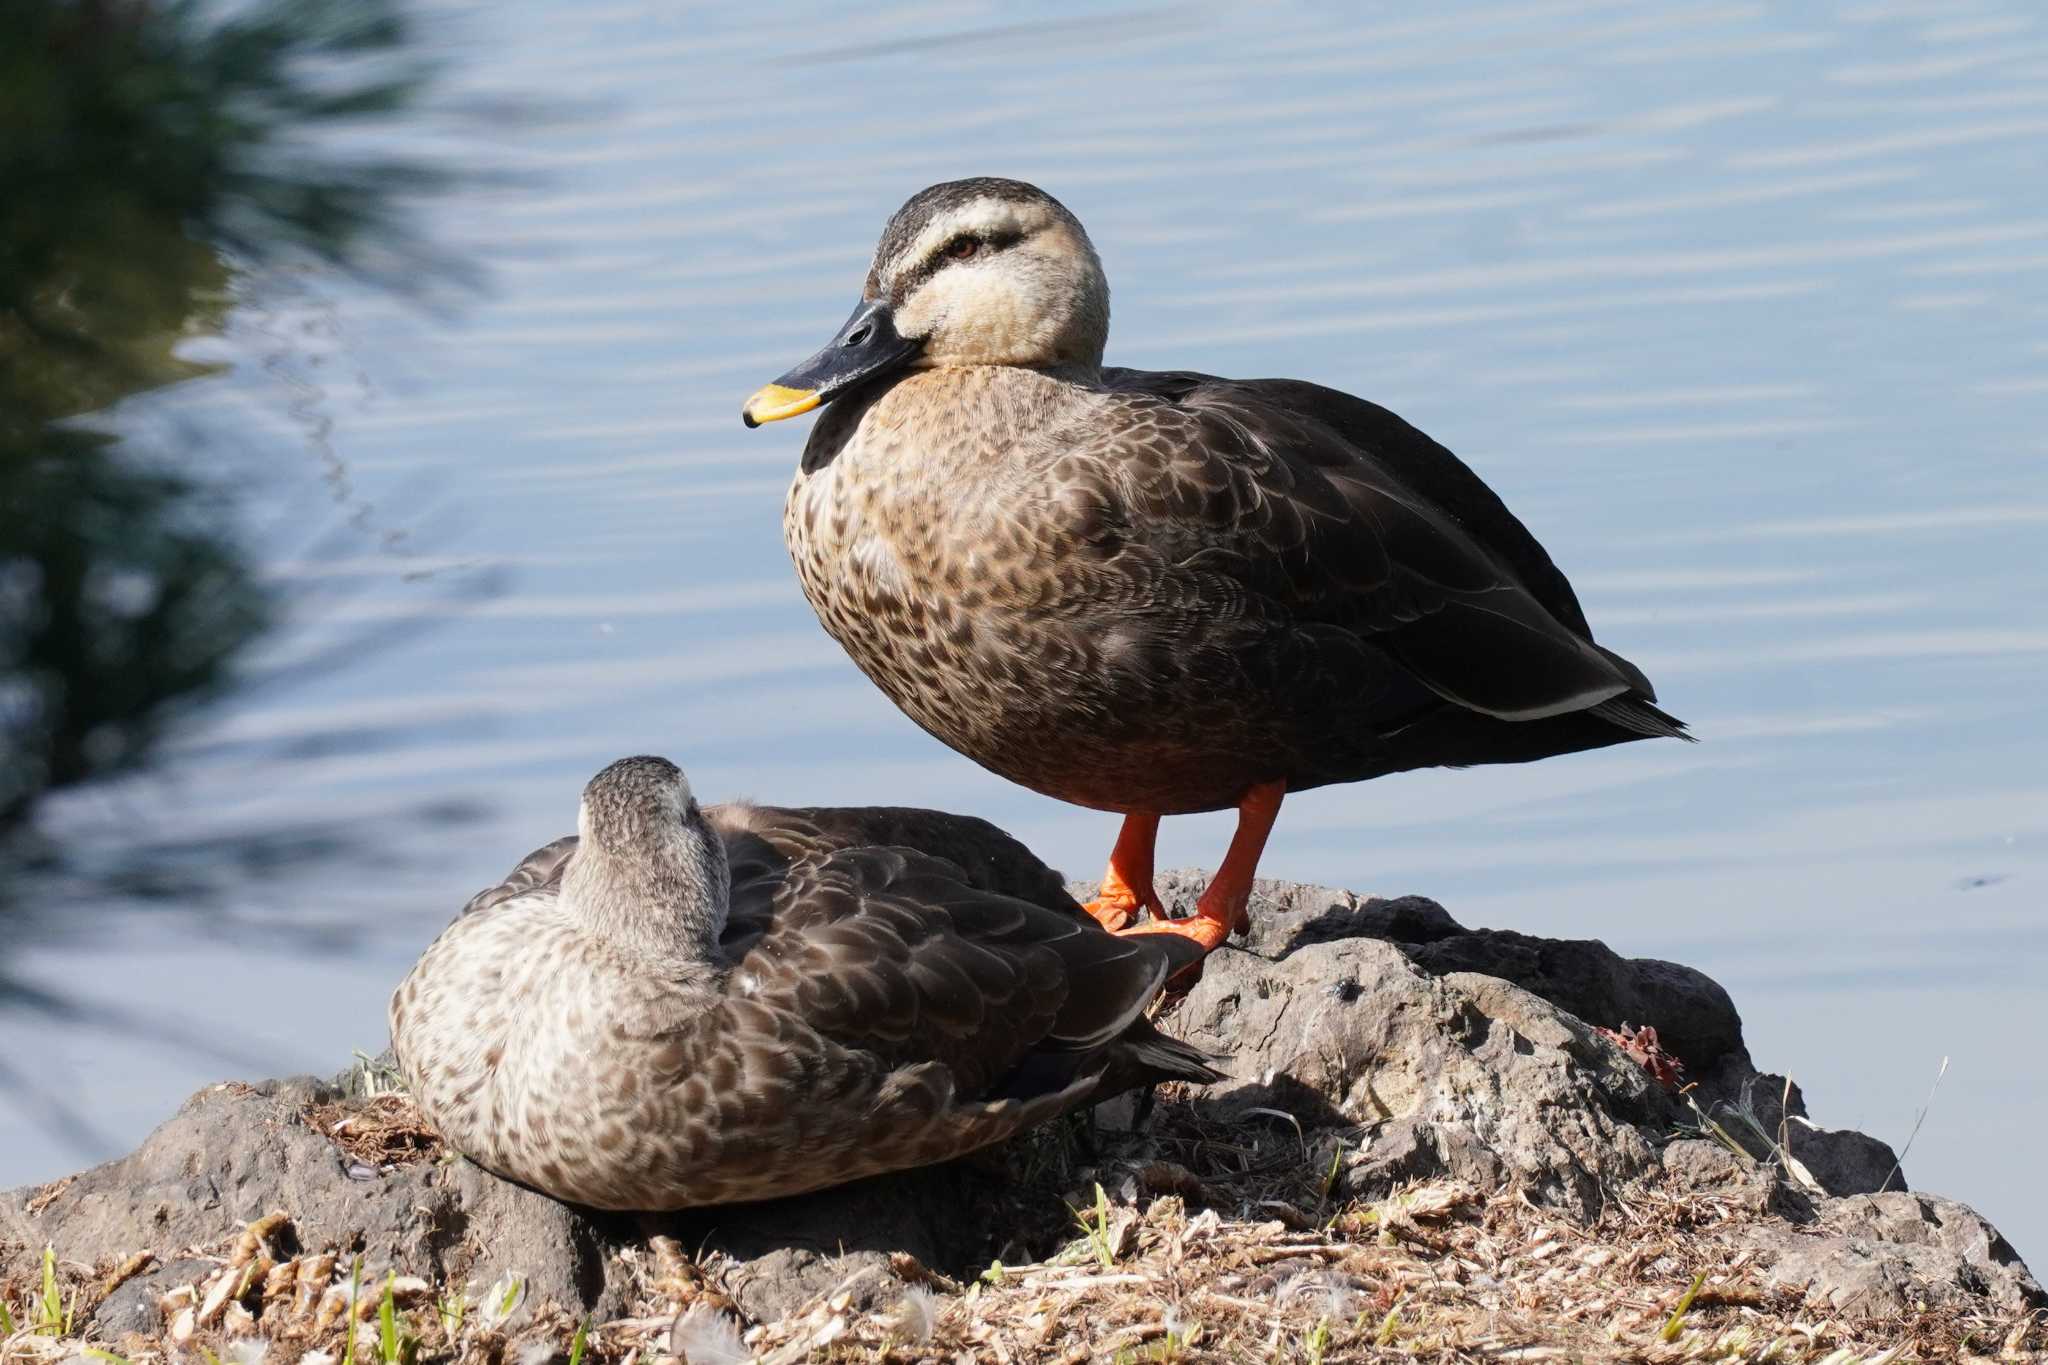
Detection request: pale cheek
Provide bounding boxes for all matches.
[916,272,1039,362]
[894,288,942,341]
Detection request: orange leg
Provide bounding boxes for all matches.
[1081,811,1164,932]
[1121,780,1286,957]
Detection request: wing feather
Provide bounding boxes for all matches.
[730,844,1189,1095]
[459,835,577,918]
[1074,373,1668,727]
[425,805,1217,1208]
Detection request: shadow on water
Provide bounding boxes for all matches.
[0,0,501,1144]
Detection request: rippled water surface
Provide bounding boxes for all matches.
[10,0,2046,1254]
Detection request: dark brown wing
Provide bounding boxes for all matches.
[1105,369,1598,638]
[603,843,1215,1206]
[461,808,1209,1093]
[458,801,1078,923]
[707,801,1077,914]
[725,845,1188,1094]
[1083,370,1684,733]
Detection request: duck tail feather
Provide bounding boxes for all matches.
[1591,695,1695,742]
[1121,1026,1228,1086]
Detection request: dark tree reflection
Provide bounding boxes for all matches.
[1,0,491,1146]
[2,0,461,835]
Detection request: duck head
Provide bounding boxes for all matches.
[742,177,1109,427]
[566,755,731,964]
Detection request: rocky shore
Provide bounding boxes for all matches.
[3,879,2039,1361]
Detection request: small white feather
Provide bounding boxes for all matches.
[671,1302,750,1365]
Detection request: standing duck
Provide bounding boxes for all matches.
[742,177,1690,967]
[389,755,1217,1210]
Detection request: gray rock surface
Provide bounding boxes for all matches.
[1143,873,1747,1073]
[1139,872,1904,1199]
[1104,875,2038,1317]
[0,1075,994,1332]
[0,1077,628,1325]
[1169,926,1676,1216]
[5,880,2036,1335]
[1730,1072,1907,1197]
[1759,1193,2040,1318]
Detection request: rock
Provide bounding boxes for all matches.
[1715,1072,1906,1197]
[1138,872,1747,1074]
[6,877,2034,1338]
[666,1166,995,1322]
[1130,878,2037,1317]
[0,1077,631,1329]
[1125,876,1906,1198]
[92,1256,214,1338]
[1661,1138,1755,1192]
[1160,901,1679,1217]
[1760,1193,2040,1318]
[0,1073,988,1332]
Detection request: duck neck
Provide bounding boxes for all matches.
[1037,358,1103,386]
[564,823,730,972]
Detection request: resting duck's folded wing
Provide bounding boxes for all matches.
[707,801,1078,915]
[459,835,578,918]
[730,846,1188,1097]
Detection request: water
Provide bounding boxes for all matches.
[7,0,2045,1256]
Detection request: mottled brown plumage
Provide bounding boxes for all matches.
[389,756,1216,1212]
[751,178,1689,954]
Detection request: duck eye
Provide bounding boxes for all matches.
[945,236,980,261]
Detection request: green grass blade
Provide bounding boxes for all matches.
[379,1272,399,1363]
[567,1316,590,1365]
[1303,1316,1330,1365]
[1660,1272,1707,1342]
[1092,1182,1115,1269]
[343,1255,363,1365]
[41,1245,60,1331]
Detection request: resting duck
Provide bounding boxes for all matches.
[388,755,1216,1210]
[742,177,1689,967]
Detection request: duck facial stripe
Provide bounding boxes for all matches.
[880,198,1036,301]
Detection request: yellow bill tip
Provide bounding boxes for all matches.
[741,383,821,428]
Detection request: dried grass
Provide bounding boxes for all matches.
[303,1094,445,1169]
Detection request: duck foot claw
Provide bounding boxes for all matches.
[1081,897,1135,932]
[1084,883,1166,932]
[1085,811,1164,933]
